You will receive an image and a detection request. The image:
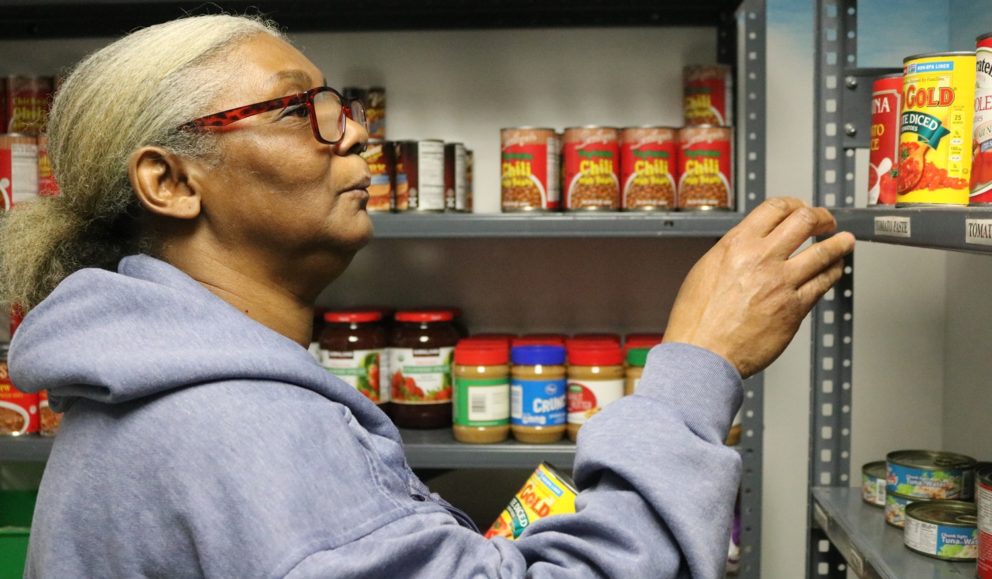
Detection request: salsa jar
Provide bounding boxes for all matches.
[566,343,624,442]
[0,345,38,436]
[387,310,459,428]
[361,140,395,212]
[563,126,620,211]
[678,125,734,211]
[320,310,388,404]
[620,126,678,211]
[453,340,510,444]
[510,345,567,443]
[501,127,560,212]
[683,65,733,126]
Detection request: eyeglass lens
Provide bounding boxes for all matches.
[314,91,367,143]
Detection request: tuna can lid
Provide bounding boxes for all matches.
[905,500,977,528]
[903,51,976,63]
[862,460,886,479]
[887,449,977,471]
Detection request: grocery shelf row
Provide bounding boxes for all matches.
[832,207,992,254]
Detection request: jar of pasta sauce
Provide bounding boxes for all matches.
[510,345,567,443]
[320,310,388,405]
[453,340,510,444]
[566,343,624,442]
[388,310,459,428]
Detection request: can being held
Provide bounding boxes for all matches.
[484,462,577,540]
[562,126,620,211]
[0,345,38,437]
[620,126,678,211]
[885,491,922,528]
[978,464,992,578]
[904,501,978,562]
[0,134,38,210]
[862,460,887,508]
[501,127,560,212]
[677,125,734,211]
[887,449,977,499]
[683,65,733,126]
[897,51,976,206]
[868,74,902,206]
[444,142,467,212]
[366,87,385,140]
[400,139,445,212]
[361,140,395,212]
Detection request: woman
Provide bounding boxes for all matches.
[1,14,854,578]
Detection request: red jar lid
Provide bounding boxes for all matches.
[324,310,383,323]
[624,333,664,350]
[455,341,509,365]
[568,343,624,366]
[395,310,455,323]
[572,333,621,344]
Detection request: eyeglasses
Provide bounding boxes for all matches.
[178,86,367,145]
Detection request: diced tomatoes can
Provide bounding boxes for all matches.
[897,51,976,206]
[501,127,560,212]
[485,462,577,540]
[399,139,445,212]
[0,345,38,437]
[886,449,977,500]
[361,140,395,212]
[862,460,887,508]
[978,465,992,579]
[677,125,734,211]
[683,65,733,126]
[620,126,678,211]
[868,74,902,206]
[904,500,978,562]
[972,34,992,204]
[0,134,38,210]
[562,126,620,211]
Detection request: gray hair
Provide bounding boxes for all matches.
[0,14,283,311]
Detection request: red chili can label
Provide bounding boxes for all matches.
[0,134,38,210]
[677,125,734,210]
[4,75,52,135]
[485,462,577,540]
[684,65,733,126]
[444,142,467,212]
[897,52,975,206]
[361,140,394,212]
[36,134,59,197]
[620,127,677,210]
[501,127,560,211]
[972,36,992,203]
[0,357,39,436]
[563,126,620,211]
[869,74,902,206]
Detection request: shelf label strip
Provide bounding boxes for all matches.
[965,219,992,246]
[873,216,911,238]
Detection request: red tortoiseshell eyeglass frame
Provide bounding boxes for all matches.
[177,86,366,145]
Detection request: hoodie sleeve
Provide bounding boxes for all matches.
[286,343,743,579]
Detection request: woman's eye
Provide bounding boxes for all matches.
[279,104,309,119]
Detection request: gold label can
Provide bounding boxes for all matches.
[485,462,577,540]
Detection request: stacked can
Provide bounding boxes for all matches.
[562,126,620,211]
[904,501,978,562]
[619,127,678,210]
[885,450,977,528]
[677,126,734,211]
[973,34,992,204]
[501,127,560,212]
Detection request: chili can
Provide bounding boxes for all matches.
[484,462,577,540]
[444,142,467,212]
[620,126,678,211]
[0,345,38,437]
[4,75,52,135]
[972,35,992,204]
[862,460,887,508]
[562,126,620,211]
[36,134,58,197]
[887,449,977,500]
[677,125,734,211]
[366,87,386,140]
[399,139,445,212]
[897,51,976,206]
[904,501,978,562]
[868,74,902,206]
[0,134,38,210]
[361,140,395,212]
[501,127,560,212]
[683,65,733,126]
[978,465,992,578]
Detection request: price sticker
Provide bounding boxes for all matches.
[965,219,992,246]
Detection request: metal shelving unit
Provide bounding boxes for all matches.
[833,207,992,253]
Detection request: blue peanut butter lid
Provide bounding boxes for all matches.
[511,345,566,366]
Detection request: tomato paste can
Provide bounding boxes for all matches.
[444,142,467,212]
[887,449,977,499]
[500,127,560,212]
[360,140,395,212]
[393,142,410,211]
[0,345,38,437]
[399,139,445,212]
[677,125,734,211]
[972,35,992,204]
[620,126,678,211]
[36,134,58,197]
[978,464,992,578]
[562,126,620,211]
[0,134,38,210]
[904,501,978,561]
[885,491,923,528]
[862,460,887,508]
[366,87,385,140]
[897,52,976,206]
[683,65,733,126]
[868,74,902,206]
[484,462,577,540]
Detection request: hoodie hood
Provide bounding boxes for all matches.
[9,254,395,437]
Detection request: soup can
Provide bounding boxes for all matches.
[366,87,386,140]
[620,126,678,211]
[0,345,38,437]
[677,125,734,211]
[897,51,976,206]
[683,65,733,126]
[0,134,38,210]
[978,464,992,578]
[36,134,59,197]
[500,127,559,212]
[972,35,992,204]
[562,126,620,211]
[465,149,474,212]
[360,140,395,212]
[484,462,577,540]
[399,139,445,212]
[904,501,978,562]
[862,460,887,508]
[394,141,410,211]
[886,449,977,499]
[885,491,923,528]
[868,74,902,206]
[444,142,468,212]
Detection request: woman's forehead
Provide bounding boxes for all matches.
[223,35,323,100]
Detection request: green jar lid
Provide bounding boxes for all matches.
[626,347,649,367]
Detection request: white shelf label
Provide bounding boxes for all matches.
[873,216,911,238]
[965,219,992,246]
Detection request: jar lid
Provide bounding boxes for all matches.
[455,340,509,365]
[572,333,621,344]
[624,333,663,348]
[323,310,383,323]
[568,343,623,366]
[395,310,455,322]
[511,345,566,366]
[626,347,650,367]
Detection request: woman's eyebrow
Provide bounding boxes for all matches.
[267,69,313,88]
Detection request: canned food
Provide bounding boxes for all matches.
[620,126,678,211]
[484,462,577,540]
[36,134,58,197]
[897,51,976,206]
[887,449,976,499]
[868,74,902,206]
[500,127,560,212]
[677,125,734,211]
[862,460,887,508]
[394,142,410,211]
[38,390,61,437]
[0,134,38,210]
[360,140,395,212]
[885,491,922,528]
[683,65,733,126]
[0,345,38,436]
[562,126,620,211]
[444,142,467,212]
[399,140,445,212]
[465,149,474,212]
[366,87,385,140]
[973,36,992,204]
[978,464,992,578]
[904,501,978,561]
[4,75,52,135]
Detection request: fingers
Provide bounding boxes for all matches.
[731,197,808,237]
[795,244,850,310]
[787,232,855,286]
[764,205,838,258]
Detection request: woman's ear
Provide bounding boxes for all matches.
[128,147,202,219]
